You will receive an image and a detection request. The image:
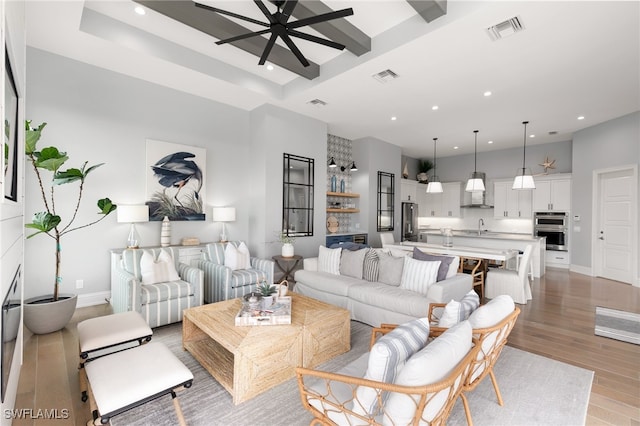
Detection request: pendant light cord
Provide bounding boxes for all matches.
[473,130,479,173]
[432,137,438,178]
[522,121,529,171]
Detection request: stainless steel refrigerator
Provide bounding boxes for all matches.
[401,202,418,242]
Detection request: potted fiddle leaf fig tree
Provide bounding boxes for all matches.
[24,121,117,334]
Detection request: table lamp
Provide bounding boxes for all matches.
[212,207,236,242]
[117,205,149,248]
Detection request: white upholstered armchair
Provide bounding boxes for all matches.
[111,247,204,328]
[485,244,533,304]
[192,242,274,303]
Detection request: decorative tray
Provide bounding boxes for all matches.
[235,296,292,326]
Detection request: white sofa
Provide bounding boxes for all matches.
[294,248,472,327]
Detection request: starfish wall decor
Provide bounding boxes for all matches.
[539,156,556,174]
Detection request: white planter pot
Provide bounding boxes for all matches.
[282,243,294,257]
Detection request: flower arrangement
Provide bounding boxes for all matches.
[278,231,296,245]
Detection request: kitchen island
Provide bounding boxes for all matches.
[417,230,546,277]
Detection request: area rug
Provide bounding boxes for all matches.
[595,306,640,345]
[112,321,593,426]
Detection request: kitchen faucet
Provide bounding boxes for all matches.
[478,218,485,235]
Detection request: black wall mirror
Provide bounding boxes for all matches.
[377,171,395,232]
[283,153,314,237]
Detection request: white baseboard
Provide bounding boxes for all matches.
[570,264,592,276]
[77,291,111,308]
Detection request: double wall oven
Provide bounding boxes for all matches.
[534,212,568,251]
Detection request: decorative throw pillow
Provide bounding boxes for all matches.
[340,248,368,279]
[377,252,404,286]
[224,242,250,270]
[438,290,481,327]
[385,321,473,424]
[353,318,430,415]
[363,249,379,282]
[318,246,341,275]
[468,294,515,329]
[140,250,180,285]
[399,256,440,295]
[412,248,454,282]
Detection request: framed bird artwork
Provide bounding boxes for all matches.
[145,139,206,221]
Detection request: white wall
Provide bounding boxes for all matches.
[1,0,26,420]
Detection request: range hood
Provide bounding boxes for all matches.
[461,172,494,208]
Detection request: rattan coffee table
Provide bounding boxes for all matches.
[182,293,350,404]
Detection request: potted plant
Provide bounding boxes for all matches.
[279,231,296,257]
[24,121,117,334]
[417,159,433,183]
[257,282,277,308]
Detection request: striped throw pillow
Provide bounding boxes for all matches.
[317,246,341,275]
[363,249,379,282]
[354,317,430,415]
[438,290,481,327]
[399,256,440,295]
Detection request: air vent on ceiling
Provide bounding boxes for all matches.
[372,69,399,84]
[486,16,524,41]
[307,99,327,107]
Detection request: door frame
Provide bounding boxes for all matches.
[591,164,638,286]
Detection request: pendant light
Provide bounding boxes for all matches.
[465,130,485,192]
[513,121,536,190]
[426,138,443,193]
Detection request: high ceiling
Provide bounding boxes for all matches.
[25,1,640,158]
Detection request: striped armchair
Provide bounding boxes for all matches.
[192,242,274,303]
[111,247,204,328]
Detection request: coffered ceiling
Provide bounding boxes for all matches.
[25,1,640,158]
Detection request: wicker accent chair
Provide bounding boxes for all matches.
[296,321,480,426]
[425,297,521,426]
[111,247,204,328]
[192,242,274,303]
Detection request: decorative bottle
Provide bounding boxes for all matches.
[161,216,171,247]
[340,179,345,193]
[330,175,337,192]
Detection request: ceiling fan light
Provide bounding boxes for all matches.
[426,180,443,193]
[512,169,535,189]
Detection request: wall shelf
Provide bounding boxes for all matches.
[327,192,360,198]
[326,208,360,213]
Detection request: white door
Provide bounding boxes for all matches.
[595,167,637,284]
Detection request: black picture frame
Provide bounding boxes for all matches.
[4,47,19,202]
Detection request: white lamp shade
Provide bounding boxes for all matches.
[512,173,536,190]
[117,205,149,223]
[426,181,443,193]
[212,207,236,222]
[465,178,486,192]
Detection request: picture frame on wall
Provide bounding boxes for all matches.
[3,47,19,202]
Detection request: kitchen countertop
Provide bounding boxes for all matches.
[418,229,543,242]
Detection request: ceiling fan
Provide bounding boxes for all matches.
[194,0,354,67]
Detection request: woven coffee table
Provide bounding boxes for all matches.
[182,293,350,404]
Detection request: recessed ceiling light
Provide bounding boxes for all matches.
[577,116,585,120]
[483,91,492,97]
[266,64,274,71]
[432,105,439,111]
[488,140,494,144]
[391,116,397,121]
[529,134,535,138]
[134,6,146,15]
[454,146,459,150]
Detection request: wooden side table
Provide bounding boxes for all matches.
[272,254,303,282]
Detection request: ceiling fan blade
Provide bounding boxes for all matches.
[288,8,354,29]
[216,28,272,45]
[280,33,310,67]
[195,2,270,28]
[254,0,277,24]
[280,0,298,20]
[259,32,279,65]
[288,29,346,50]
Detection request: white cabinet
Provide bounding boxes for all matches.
[546,250,570,268]
[493,182,532,218]
[420,182,461,217]
[401,179,418,202]
[533,179,571,212]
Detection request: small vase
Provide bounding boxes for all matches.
[161,216,171,247]
[330,175,337,192]
[340,179,345,193]
[282,243,294,257]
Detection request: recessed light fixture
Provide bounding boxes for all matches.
[488,140,494,144]
[391,116,397,121]
[454,146,459,150]
[134,6,146,15]
[432,105,439,111]
[577,116,585,120]
[266,64,274,71]
[529,134,535,138]
[483,91,492,97]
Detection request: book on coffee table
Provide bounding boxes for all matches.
[235,296,292,326]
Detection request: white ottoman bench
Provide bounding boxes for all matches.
[85,342,193,425]
[77,311,153,402]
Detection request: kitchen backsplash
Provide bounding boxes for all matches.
[417,208,534,235]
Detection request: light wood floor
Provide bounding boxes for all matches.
[13,269,640,426]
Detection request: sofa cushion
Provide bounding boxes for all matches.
[318,246,342,275]
[140,250,180,285]
[348,283,430,318]
[385,321,473,424]
[141,280,194,304]
[363,249,379,282]
[412,248,455,281]
[294,270,364,297]
[438,290,481,327]
[340,248,368,279]
[399,256,440,295]
[377,252,404,286]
